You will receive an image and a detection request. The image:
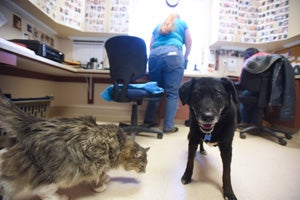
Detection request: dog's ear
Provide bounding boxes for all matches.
[179,78,195,105]
[220,77,238,104]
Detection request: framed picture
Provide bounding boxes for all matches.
[13,14,22,30]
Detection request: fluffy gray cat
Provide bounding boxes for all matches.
[0,91,149,200]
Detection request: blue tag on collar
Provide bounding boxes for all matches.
[204,134,212,141]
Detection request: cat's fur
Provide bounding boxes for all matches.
[0,91,149,200]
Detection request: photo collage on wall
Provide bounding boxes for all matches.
[30,0,85,30]
[218,0,289,44]
[218,0,238,42]
[29,0,58,20]
[57,0,85,30]
[28,0,130,34]
[235,0,259,43]
[84,0,107,32]
[108,0,130,33]
[257,0,289,43]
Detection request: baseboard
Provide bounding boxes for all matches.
[48,104,147,123]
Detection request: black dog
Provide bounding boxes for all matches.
[179,77,238,200]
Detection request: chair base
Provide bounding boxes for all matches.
[118,103,163,139]
[119,122,163,139]
[239,124,292,145]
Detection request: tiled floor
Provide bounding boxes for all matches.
[16,124,300,200]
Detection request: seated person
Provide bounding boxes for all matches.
[239,48,294,124]
[239,47,270,125]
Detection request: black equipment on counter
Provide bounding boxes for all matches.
[9,39,64,63]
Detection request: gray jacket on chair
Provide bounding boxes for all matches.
[245,54,296,121]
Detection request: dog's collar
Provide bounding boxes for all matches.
[204,133,212,142]
[203,133,218,146]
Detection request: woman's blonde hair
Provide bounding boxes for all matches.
[159,13,180,35]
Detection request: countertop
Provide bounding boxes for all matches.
[0,38,110,78]
[0,38,299,79]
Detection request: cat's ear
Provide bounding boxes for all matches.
[144,147,150,152]
[134,147,150,158]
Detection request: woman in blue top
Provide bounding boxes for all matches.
[143,13,192,133]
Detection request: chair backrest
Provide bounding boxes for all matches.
[240,67,273,93]
[239,65,273,108]
[104,35,148,102]
[105,35,147,83]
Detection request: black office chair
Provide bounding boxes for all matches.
[237,56,295,145]
[104,35,164,139]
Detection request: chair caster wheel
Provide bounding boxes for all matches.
[240,133,246,139]
[278,138,287,146]
[157,133,163,139]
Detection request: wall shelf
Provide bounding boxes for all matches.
[210,35,300,52]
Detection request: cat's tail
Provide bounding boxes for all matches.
[0,90,32,137]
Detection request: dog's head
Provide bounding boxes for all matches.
[179,77,238,133]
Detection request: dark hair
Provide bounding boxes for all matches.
[243,47,259,59]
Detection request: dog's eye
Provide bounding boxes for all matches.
[192,92,205,100]
[216,92,223,97]
[216,90,226,97]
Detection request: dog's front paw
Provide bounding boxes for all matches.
[223,193,237,200]
[223,185,237,200]
[181,173,192,185]
[199,149,207,155]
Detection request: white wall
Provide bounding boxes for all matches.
[0,2,58,47]
[288,0,300,38]
[129,0,212,72]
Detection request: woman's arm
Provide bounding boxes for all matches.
[149,34,154,50]
[184,28,192,60]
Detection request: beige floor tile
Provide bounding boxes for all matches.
[15,124,300,200]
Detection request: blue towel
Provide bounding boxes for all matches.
[101,81,164,101]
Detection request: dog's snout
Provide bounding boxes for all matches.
[201,112,214,122]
